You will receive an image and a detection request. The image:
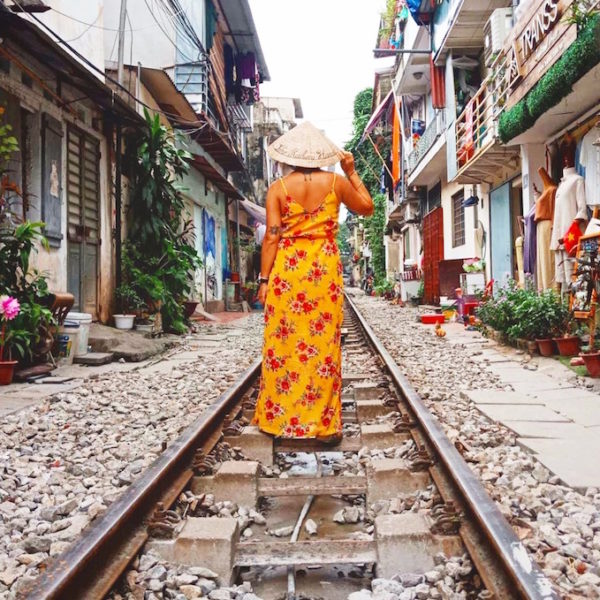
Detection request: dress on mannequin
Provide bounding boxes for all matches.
[550,167,587,287]
[535,167,556,291]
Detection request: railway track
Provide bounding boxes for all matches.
[22,294,558,600]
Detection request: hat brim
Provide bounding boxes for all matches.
[267,146,340,168]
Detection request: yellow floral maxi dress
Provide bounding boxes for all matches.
[253,175,343,438]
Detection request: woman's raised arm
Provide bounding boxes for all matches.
[337,151,374,216]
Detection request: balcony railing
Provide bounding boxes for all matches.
[407,110,446,174]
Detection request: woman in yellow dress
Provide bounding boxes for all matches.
[254,122,374,442]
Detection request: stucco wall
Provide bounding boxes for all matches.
[35,1,107,78]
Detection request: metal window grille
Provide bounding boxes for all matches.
[452,191,465,247]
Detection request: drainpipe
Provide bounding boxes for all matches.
[115,122,123,293]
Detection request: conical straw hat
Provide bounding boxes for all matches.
[267,121,341,168]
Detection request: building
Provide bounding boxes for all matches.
[0,2,141,322]
[2,0,270,317]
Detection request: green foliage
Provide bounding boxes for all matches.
[345,88,389,285]
[345,88,385,196]
[374,279,394,297]
[477,281,571,340]
[365,194,387,285]
[0,113,54,364]
[0,221,54,363]
[124,110,202,333]
[499,13,600,143]
[336,219,351,256]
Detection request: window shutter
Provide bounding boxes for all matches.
[42,114,63,247]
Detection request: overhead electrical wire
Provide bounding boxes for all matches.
[9,0,209,128]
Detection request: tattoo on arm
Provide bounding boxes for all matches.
[269,225,281,235]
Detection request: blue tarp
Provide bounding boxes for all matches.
[407,0,427,25]
[203,210,216,258]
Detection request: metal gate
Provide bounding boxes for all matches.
[66,127,100,316]
[422,207,444,304]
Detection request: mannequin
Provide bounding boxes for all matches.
[535,167,556,291]
[550,134,588,294]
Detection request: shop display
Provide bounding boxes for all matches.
[550,136,588,294]
[535,167,556,291]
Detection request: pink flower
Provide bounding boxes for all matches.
[0,296,20,321]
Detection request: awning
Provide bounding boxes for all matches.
[240,199,266,224]
[359,90,395,144]
[191,155,243,199]
[194,114,245,172]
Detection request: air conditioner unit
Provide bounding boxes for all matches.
[484,8,513,67]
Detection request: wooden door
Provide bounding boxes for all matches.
[423,207,444,304]
[67,127,100,316]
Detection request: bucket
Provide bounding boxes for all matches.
[56,320,80,365]
[66,311,92,356]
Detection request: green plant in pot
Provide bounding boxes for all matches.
[551,300,580,356]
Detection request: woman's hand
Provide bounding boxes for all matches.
[258,283,268,305]
[339,151,356,177]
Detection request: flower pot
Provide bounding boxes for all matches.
[183,301,199,319]
[516,338,528,351]
[580,351,600,378]
[0,360,18,385]
[526,340,538,355]
[135,323,154,334]
[114,314,135,330]
[536,338,555,357]
[554,336,581,357]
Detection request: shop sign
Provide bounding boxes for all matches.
[503,0,577,109]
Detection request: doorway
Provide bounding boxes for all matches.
[66,127,100,316]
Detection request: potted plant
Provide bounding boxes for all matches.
[0,295,20,384]
[114,284,144,330]
[552,302,580,356]
[183,282,202,320]
[580,334,600,377]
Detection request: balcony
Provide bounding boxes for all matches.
[408,110,446,174]
[453,55,519,183]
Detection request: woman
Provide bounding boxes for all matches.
[253,122,374,443]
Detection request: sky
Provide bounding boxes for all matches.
[248,0,390,148]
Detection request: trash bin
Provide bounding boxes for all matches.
[66,311,92,356]
[56,320,80,365]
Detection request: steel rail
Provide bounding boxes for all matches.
[344,293,559,600]
[22,358,262,600]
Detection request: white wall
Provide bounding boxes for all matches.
[520,143,546,213]
[441,181,478,260]
[35,1,106,78]
[103,0,176,70]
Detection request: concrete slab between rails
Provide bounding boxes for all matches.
[360,424,411,450]
[235,539,377,568]
[367,459,431,504]
[517,436,600,491]
[145,517,239,585]
[191,461,260,508]
[461,390,545,406]
[357,400,395,421]
[258,475,368,497]
[224,427,273,466]
[375,513,462,578]
[353,383,384,401]
[342,373,373,387]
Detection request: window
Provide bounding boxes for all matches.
[452,191,465,247]
[403,230,411,260]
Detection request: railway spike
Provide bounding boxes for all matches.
[430,501,463,535]
[407,445,433,471]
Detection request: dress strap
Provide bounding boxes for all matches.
[331,173,337,193]
[280,177,289,195]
